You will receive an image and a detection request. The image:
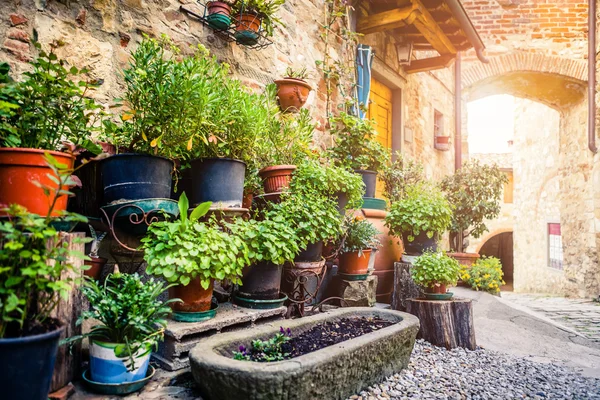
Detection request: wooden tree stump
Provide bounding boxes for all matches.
[391,262,423,311]
[405,298,476,350]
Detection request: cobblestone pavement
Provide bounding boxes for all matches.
[500,292,600,342]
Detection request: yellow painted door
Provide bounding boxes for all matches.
[367,79,393,199]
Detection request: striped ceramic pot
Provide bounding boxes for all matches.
[89,340,151,384]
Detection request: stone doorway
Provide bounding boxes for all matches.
[479,232,514,291]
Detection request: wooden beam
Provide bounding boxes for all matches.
[357,5,418,35]
[411,0,457,55]
[404,54,455,74]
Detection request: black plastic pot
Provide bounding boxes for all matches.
[0,325,65,400]
[171,168,193,201]
[190,158,246,207]
[295,241,324,262]
[101,154,174,204]
[68,151,103,218]
[355,170,377,198]
[238,262,282,300]
[402,231,438,255]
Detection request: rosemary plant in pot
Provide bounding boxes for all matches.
[274,67,312,112]
[337,215,381,276]
[329,112,389,198]
[142,193,249,320]
[0,49,102,216]
[385,184,452,256]
[440,160,508,265]
[64,273,174,385]
[412,251,461,297]
[0,155,89,399]
[255,87,316,195]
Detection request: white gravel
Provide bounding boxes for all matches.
[350,339,600,400]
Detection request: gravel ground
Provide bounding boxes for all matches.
[350,339,600,400]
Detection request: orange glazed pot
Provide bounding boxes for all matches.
[0,148,74,216]
[338,249,372,275]
[169,278,214,312]
[274,78,312,112]
[258,165,296,194]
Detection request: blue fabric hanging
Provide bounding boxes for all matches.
[355,44,374,119]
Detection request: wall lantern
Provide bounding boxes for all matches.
[397,41,413,65]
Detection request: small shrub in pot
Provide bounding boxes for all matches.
[275,67,313,112]
[337,216,381,275]
[412,251,461,294]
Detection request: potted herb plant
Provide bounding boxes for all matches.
[0,49,102,216]
[385,184,452,255]
[337,215,381,275]
[289,159,364,213]
[255,87,316,194]
[329,112,389,198]
[84,224,108,280]
[274,67,312,112]
[65,273,173,385]
[412,251,461,296]
[142,193,248,319]
[0,155,89,400]
[440,160,508,265]
[232,0,285,45]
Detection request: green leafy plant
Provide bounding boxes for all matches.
[233,0,286,37]
[339,215,380,254]
[380,153,425,204]
[289,159,364,210]
[385,184,452,243]
[233,327,292,362]
[328,112,389,172]
[285,67,308,80]
[253,85,317,167]
[141,193,249,288]
[0,154,89,339]
[64,273,174,370]
[412,251,461,288]
[460,256,504,294]
[440,161,509,252]
[0,45,103,153]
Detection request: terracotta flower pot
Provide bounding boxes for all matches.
[338,249,372,275]
[448,252,480,268]
[0,148,75,216]
[274,78,313,112]
[206,1,232,30]
[258,165,297,194]
[169,278,214,312]
[425,283,447,294]
[242,192,253,209]
[234,13,262,45]
[84,256,108,280]
[434,136,451,151]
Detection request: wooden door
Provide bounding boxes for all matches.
[367,79,393,198]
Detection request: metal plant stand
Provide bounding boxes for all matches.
[282,260,328,317]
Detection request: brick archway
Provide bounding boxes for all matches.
[462,52,587,91]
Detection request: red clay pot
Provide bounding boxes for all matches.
[258,165,296,194]
[0,148,75,216]
[207,1,231,16]
[235,12,261,34]
[169,278,214,312]
[448,252,480,268]
[338,249,372,275]
[242,192,253,209]
[425,283,447,294]
[435,136,450,144]
[274,78,312,112]
[84,256,108,280]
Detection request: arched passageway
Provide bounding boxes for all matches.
[479,232,514,291]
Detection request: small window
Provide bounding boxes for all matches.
[548,223,563,270]
[503,171,514,204]
[434,110,444,136]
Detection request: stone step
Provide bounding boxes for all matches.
[153,302,287,371]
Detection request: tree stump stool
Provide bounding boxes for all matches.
[405,297,476,350]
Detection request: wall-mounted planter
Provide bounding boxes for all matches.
[206,1,232,30]
[434,135,451,151]
[189,308,419,400]
[274,78,312,112]
[234,12,262,45]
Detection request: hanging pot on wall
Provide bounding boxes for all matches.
[100,154,174,205]
[234,12,261,46]
[206,1,232,30]
[434,135,451,151]
[237,262,282,300]
[274,78,312,112]
[258,165,296,194]
[0,148,74,216]
[354,169,377,198]
[190,158,246,207]
[402,231,438,256]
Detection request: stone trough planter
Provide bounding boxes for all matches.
[189,307,420,400]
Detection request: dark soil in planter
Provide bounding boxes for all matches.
[3,317,62,339]
[237,316,393,361]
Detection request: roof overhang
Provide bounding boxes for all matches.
[358,0,488,73]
